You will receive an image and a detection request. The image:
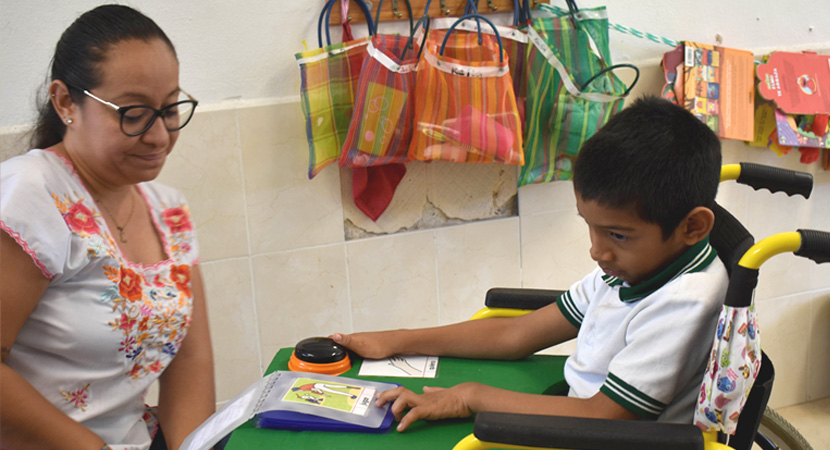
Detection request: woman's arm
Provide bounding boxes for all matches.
[0,231,109,449]
[156,264,216,450]
[333,298,579,360]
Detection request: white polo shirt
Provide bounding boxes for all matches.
[557,238,727,423]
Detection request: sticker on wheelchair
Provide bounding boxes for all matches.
[284,378,376,416]
[358,355,439,378]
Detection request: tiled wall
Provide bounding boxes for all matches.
[2,63,828,411]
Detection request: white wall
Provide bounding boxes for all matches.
[3,0,830,127]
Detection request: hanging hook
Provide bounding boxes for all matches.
[487,0,498,12]
[440,0,451,15]
[392,0,403,18]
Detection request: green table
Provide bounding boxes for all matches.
[225,348,568,449]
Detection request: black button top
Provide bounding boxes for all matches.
[293,337,348,364]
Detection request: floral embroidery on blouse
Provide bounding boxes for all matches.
[104,252,192,380]
[53,194,101,237]
[162,205,194,259]
[62,384,91,411]
[53,190,195,381]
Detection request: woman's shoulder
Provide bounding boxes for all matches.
[1,149,81,203]
[2,148,69,165]
[1,149,76,186]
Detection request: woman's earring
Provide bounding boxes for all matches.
[65,117,73,124]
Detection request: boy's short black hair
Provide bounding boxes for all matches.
[573,96,722,239]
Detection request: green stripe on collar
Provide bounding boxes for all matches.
[603,237,718,303]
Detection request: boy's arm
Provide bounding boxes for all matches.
[378,383,639,431]
[333,301,579,360]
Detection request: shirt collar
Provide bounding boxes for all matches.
[602,236,718,303]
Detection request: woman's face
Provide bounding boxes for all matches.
[66,38,181,188]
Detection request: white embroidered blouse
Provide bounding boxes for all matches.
[0,149,199,449]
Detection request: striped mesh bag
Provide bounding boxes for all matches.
[339,19,427,168]
[430,13,530,134]
[519,5,637,186]
[295,0,374,178]
[408,14,523,165]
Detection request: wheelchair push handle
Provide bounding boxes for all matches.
[721,163,813,199]
[726,229,830,308]
[795,228,830,264]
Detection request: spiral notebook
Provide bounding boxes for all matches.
[180,371,399,450]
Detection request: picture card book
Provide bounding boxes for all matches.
[180,371,399,450]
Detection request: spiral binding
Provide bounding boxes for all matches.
[253,372,280,414]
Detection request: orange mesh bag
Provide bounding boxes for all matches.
[408,14,523,165]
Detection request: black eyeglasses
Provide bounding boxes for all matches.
[82,89,199,137]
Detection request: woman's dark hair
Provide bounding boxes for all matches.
[30,4,176,149]
[573,96,722,239]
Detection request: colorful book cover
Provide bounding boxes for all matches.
[756,51,830,115]
[682,42,755,141]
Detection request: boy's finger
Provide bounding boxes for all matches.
[396,408,423,432]
[375,386,408,407]
[330,333,348,346]
[389,391,418,420]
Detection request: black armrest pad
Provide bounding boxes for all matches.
[474,412,705,450]
[485,288,565,310]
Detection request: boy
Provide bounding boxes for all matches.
[332,97,727,431]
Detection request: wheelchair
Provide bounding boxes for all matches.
[454,163,827,450]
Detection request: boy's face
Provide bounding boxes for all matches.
[576,192,689,286]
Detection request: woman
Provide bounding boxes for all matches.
[0,5,216,450]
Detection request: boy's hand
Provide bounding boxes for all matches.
[375,384,477,431]
[330,332,397,359]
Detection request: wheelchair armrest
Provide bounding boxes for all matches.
[473,412,706,450]
[484,288,566,310]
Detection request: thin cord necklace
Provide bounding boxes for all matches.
[97,192,136,244]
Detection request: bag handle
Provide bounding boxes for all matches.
[403,14,432,61]
[513,0,525,26]
[463,0,484,45]
[318,0,375,48]
[373,0,415,36]
[440,13,504,62]
[579,63,640,96]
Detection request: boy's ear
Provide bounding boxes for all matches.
[677,206,715,245]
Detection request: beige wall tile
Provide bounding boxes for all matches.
[158,110,249,262]
[0,129,28,162]
[346,230,438,332]
[200,258,263,403]
[808,292,830,400]
[517,180,577,216]
[521,210,594,290]
[757,292,813,408]
[808,169,830,291]
[252,244,351,367]
[435,218,522,325]
[240,103,345,253]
